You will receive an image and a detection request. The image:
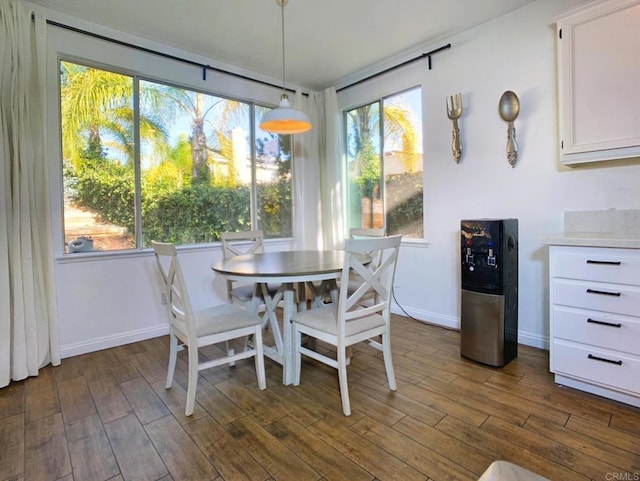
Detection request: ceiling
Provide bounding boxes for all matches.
[29,0,538,91]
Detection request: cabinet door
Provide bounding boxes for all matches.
[557,0,640,164]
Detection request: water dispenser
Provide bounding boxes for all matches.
[460,219,518,366]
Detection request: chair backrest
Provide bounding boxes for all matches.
[151,241,195,339]
[220,231,266,302]
[220,230,265,258]
[349,227,386,239]
[337,235,402,337]
[349,228,386,269]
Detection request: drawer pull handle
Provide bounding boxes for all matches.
[588,354,622,366]
[586,260,621,266]
[587,318,622,328]
[586,288,621,297]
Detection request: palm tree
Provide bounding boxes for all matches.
[141,84,250,185]
[143,133,192,191]
[346,96,420,228]
[347,99,419,171]
[60,62,169,167]
[146,86,210,182]
[60,62,173,247]
[383,102,421,173]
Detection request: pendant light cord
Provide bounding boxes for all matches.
[280,0,286,94]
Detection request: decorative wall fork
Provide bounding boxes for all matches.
[446,92,463,163]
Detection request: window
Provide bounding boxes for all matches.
[344,87,423,239]
[60,61,292,253]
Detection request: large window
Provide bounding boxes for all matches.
[345,87,423,239]
[60,61,292,253]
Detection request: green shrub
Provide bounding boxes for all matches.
[142,183,251,245]
[257,180,292,238]
[73,158,136,232]
[68,158,291,245]
[386,172,423,237]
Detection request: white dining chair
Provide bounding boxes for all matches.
[220,230,283,353]
[152,241,266,416]
[308,228,387,307]
[346,228,388,352]
[221,230,270,308]
[291,234,402,416]
[347,227,386,297]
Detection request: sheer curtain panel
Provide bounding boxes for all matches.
[320,87,345,250]
[0,0,60,387]
[293,90,322,250]
[292,87,345,251]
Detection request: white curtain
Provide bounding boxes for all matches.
[0,0,60,388]
[293,88,345,251]
[293,90,322,250]
[320,87,345,250]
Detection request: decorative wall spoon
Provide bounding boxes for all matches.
[498,91,520,167]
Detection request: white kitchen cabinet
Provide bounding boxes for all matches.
[549,245,640,407]
[556,0,640,165]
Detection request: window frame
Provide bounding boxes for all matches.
[342,85,424,240]
[56,56,294,256]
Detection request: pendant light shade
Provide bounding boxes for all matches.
[260,93,311,134]
[259,0,312,135]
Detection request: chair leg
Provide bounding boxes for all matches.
[254,284,273,331]
[293,324,302,386]
[337,346,351,416]
[253,326,266,390]
[249,290,262,315]
[165,331,178,389]
[267,306,283,354]
[240,335,250,352]
[328,281,339,304]
[226,340,235,367]
[382,332,397,391]
[185,345,199,416]
[248,292,265,320]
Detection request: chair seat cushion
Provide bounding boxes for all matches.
[189,304,261,337]
[292,305,384,337]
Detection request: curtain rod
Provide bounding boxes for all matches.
[336,43,451,93]
[43,18,305,95]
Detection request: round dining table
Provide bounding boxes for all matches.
[211,250,349,385]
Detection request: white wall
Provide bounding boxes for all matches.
[339,0,640,348]
[46,0,640,357]
[54,241,293,358]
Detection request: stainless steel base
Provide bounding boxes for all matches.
[460,289,505,366]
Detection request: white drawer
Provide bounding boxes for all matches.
[553,279,640,317]
[553,341,640,394]
[553,249,640,285]
[552,306,640,355]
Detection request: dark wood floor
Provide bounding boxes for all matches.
[1,314,639,481]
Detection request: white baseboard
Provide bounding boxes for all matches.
[60,324,170,359]
[391,304,460,330]
[391,303,549,350]
[517,331,549,350]
[60,309,550,360]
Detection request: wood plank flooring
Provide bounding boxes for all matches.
[1,315,639,481]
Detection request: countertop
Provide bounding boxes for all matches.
[540,232,640,249]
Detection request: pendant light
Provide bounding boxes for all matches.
[259,0,312,134]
